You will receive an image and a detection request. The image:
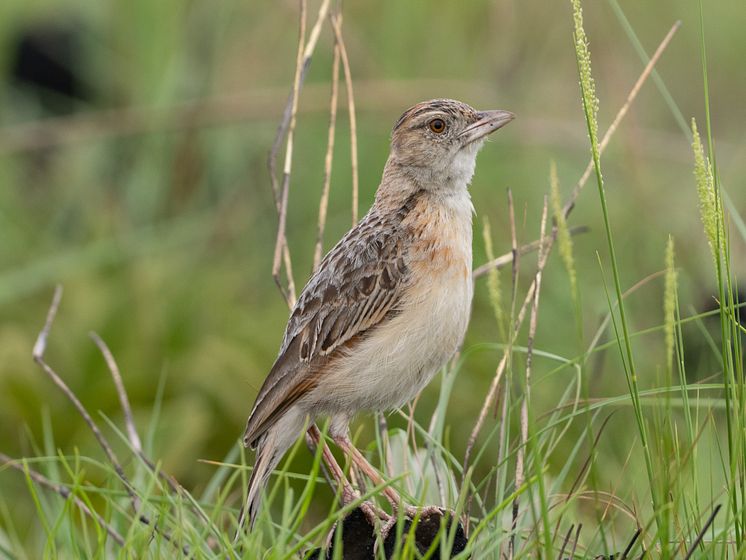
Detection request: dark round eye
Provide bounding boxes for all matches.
[429,118,446,134]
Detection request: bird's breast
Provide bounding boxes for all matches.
[353,191,474,407]
[403,191,474,362]
[303,190,474,415]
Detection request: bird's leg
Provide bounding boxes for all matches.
[331,432,404,511]
[306,425,385,523]
[331,431,450,522]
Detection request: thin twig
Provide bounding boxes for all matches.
[31,284,63,362]
[504,187,519,417]
[32,287,139,507]
[472,225,588,280]
[551,412,615,546]
[683,504,721,560]
[269,0,333,307]
[270,0,308,308]
[509,189,519,301]
[313,34,341,271]
[268,0,333,204]
[557,524,574,560]
[378,413,395,484]
[570,523,581,558]
[88,331,208,530]
[462,21,680,481]
[510,196,549,558]
[89,332,142,454]
[2,77,711,157]
[328,12,358,226]
[562,20,681,218]
[465,273,537,475]
[569,414,615,502]
[620,528,642,560]
[464,201,540,478]
[0,452,125,547]
[31,288,190,556]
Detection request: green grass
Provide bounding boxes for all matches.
[1,0,744,557]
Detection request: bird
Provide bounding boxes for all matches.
[239,98,514,531]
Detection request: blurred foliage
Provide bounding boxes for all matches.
[0,0,744,543]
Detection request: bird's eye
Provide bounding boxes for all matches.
[429,118,446,134]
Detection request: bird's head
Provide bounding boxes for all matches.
[386,98,514,192]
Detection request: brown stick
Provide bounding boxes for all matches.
[267,0,332,205]
[509,189,519,301]
[570,523,582,558]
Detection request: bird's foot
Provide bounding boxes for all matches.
[380,505,448,538]
[360,499,388,524]
[374,505,466,557]
[401,504,447,520]
[315,504,467,558]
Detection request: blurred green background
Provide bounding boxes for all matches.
[0,0,743,541]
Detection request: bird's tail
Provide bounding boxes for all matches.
[234,410,305,540]
[234,435,282,538]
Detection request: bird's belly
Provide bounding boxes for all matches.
[307,264,473,415]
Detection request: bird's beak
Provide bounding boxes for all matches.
[459,109,515,146]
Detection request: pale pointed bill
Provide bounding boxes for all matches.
[458,109,515,146]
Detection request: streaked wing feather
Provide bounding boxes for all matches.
[243,203,415,446]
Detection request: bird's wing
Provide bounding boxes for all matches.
[243,203,416,447]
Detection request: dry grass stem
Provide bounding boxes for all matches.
[271,0,307,308]
[32,287,138,506]
[683,504,721,560]
[554,412,615,543]
[0,452,126,547]
[509,188,519,300]
[31,284,63,362]
[329,13,359,225]
[570,524,582,558]
[270,0,333,307]
[562,20,681,217]
[472,225,588,279]
[558,524,575,560]
[30,287,190,556]
[88,331,198,517]
[89,331,142,454]
[313,40,341,270]
[510,196,549,558]
[268,0,332,203]
[620,528,642,559]
[463,21,680,483]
